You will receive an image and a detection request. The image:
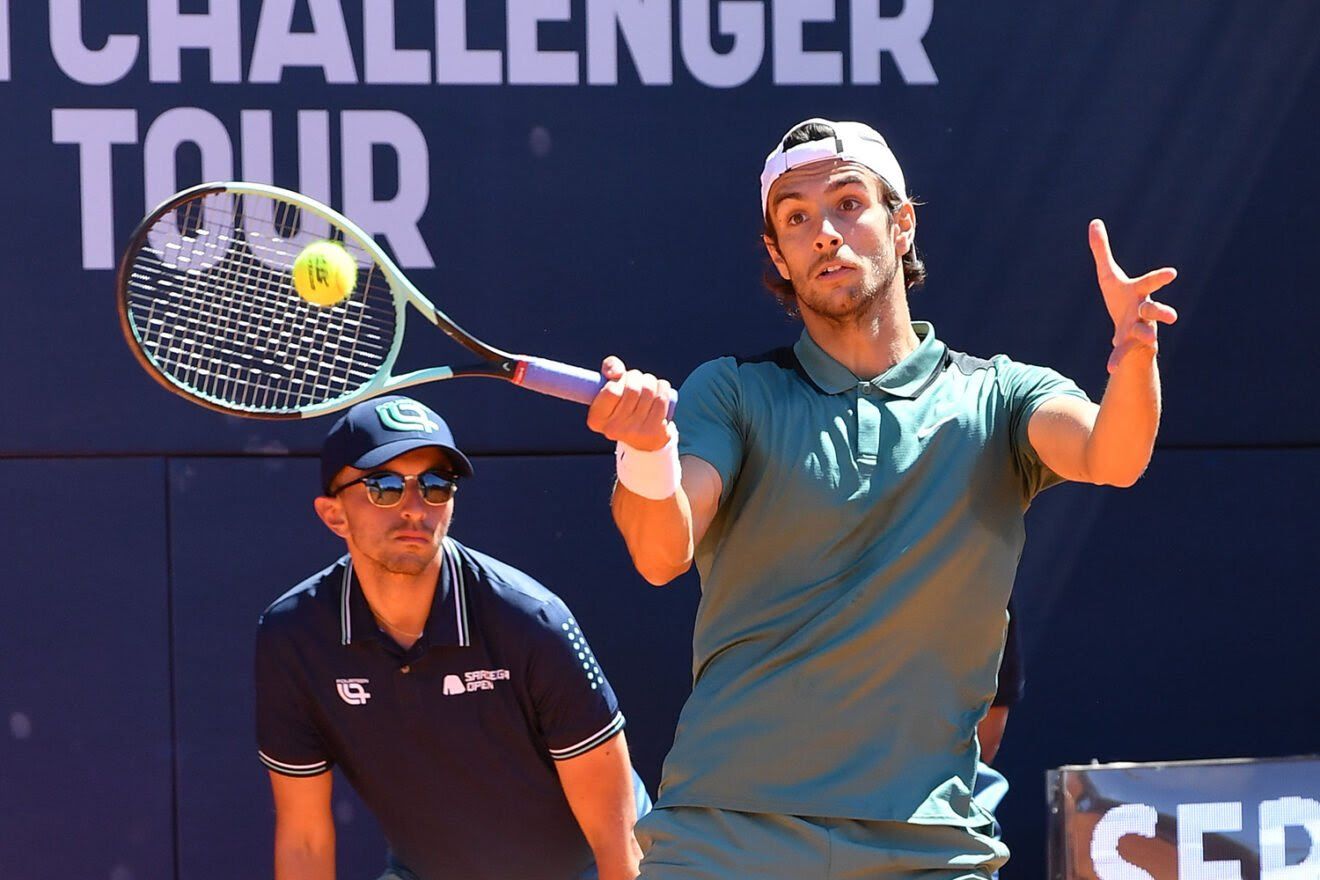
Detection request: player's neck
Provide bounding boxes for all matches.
[801,289,920,379]
[352,554,440,648]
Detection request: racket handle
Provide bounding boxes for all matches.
[516,357,678,419]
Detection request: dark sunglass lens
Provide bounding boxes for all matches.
[364,473,406,506]
[418,473,456,504]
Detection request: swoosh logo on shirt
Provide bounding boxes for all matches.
[915,414,958,440]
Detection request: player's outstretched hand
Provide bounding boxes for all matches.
[587,356,676,452]
[1089,220,1179,373]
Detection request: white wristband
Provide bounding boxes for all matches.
[615,435,681,500]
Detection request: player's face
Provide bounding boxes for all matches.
[319,446,456,576]
[764,160,911,323]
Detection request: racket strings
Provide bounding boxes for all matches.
[125,192,398,413]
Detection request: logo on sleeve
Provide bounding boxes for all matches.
[562,620,604,691]
[443,669,510,695]
[336,678,372,705]
[376,400,439,433]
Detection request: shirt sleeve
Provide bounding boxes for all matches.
[675,357,745,504]
[993,355,1092,497]
[526,598,626,761]
[254,615,332,777]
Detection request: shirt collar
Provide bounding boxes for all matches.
[793,321,947,399]
[339,536,471,648]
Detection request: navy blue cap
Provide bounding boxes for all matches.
[320,396,474,493]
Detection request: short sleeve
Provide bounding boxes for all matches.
[994,356,1092,497]
[527,599,625,761]
[675,357,745,502]
[254,617,332,777]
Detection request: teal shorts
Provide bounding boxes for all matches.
[635,806,1009,879]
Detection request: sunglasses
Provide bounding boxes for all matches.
[329,470,459,507]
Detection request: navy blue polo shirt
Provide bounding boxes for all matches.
[255,537,628,880]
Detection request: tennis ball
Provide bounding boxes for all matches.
[292,240,357,307]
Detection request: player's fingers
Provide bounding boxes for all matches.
[1088,219,1123,285]
[609,371,650,424]
[642,379,673,426]
[600,356,627,381]
[1138,299,1179,325]
[1132,267,1177,298]
[586,382,623,432]
[656,378,674,417]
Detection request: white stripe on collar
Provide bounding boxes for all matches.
[339,559,353,646]
[340,544,470,647]
[444,537,471,647]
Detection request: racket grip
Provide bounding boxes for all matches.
[516,357,678,419]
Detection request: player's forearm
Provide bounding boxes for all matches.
[274,818,335,880]
[611,485,695,585]
[274,839,335,880]
[590,837,644,880]
[555,735,644,879]
[1085,349,1161,487]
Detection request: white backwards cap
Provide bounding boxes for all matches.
[760,118,908,215]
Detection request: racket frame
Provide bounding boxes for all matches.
[117,181,525,420]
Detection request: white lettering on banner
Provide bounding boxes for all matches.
[49,0,139,85]
[239,110,275,183]
[0,0,10,81]
[249,0,358,84]
[436,0,502,84]
[147,0,241,83]
[773,0,842,86]
[143,108,235,213]
[298,111,334,205]
[238,109,333,203]
[143,109,236,271]
[851,0,937,85]
[1091,803,1158,880]
[342,111,435,268]
[240,111,334,272]
[1090,799,1320,880]
[39,0,939,87]
[52,109,138,270]
[1177,802,1243,880]
[55,108,433,270]
[509,0,579,85]
[587,0,672,85]
[42,2,942,270]
[364,0,431,84]
[680,0,763,88]
[1260,797,1320,879]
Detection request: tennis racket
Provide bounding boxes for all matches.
[117,181,674,420]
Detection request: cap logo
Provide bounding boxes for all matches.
[376,400,438,433]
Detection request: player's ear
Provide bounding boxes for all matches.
[314,495,351,539]
[763,234,791,280]
[892,202,916,256]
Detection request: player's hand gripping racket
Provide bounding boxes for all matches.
[117,181,675,419]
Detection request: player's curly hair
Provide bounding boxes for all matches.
[760,121,927,318]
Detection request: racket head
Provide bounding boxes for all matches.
[117,182,410,419]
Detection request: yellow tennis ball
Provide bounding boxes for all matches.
[292,240,357,307]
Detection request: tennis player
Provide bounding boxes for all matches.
[588,118,1177,878]
[255,395,648,880]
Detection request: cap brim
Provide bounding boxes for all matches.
[352,438,475,478]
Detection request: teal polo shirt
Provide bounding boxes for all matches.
[663,322,1088,825]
